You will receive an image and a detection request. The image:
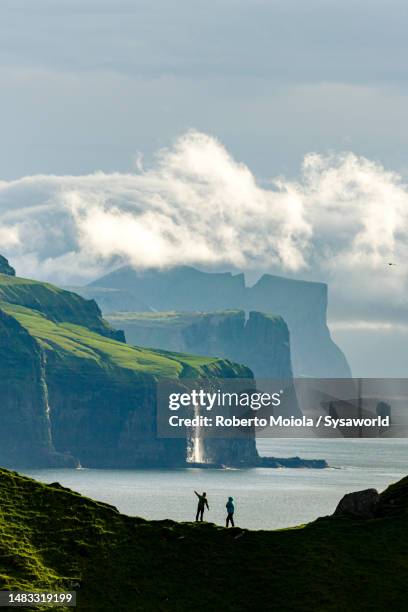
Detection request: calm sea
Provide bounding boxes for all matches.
[23,439,408,530]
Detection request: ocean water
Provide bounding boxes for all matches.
[23,439,408,530]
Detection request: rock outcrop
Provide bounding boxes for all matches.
[89,265,351,378]
[333,476,408,519]
[334,488,380,518]
[260,456,327,468]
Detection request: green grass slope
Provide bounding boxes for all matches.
[0,468,407,612]
[0,302,250,380]
[0,273,119,339]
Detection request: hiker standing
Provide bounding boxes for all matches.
[194,491,209,521]
[226,496,235,527]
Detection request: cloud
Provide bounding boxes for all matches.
[0,225,19,247]
[0,130,407,326]
[0,131,312,278]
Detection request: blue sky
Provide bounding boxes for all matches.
[1,0,408,179]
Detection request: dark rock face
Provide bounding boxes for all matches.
[0,255,15,276]
[45,352,187,468]
[334,489,380,518]
[186,310,292,380]
[92,265,351,378]
[0,308,75,468]
[248,275,350,378]
[238,311,292,379]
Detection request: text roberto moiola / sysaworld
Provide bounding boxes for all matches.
[166,390,389,430]
[168,414,389,429]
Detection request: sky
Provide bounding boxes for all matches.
[0,0,407,376]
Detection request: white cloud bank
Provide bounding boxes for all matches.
[0,130,407,324]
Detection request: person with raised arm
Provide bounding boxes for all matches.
[194,491,209,521]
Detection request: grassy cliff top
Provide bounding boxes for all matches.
[0,468,407,611]
[1,302,249,379]
[0,273,112,334]
[106,309,245,324]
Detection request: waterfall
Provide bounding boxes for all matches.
[190,400,204,463]
[193,435,204,463]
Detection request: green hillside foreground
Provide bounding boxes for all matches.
[0,469,407,612]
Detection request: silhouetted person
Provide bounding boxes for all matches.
[194,491,209,521]
[226,496,235,527]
